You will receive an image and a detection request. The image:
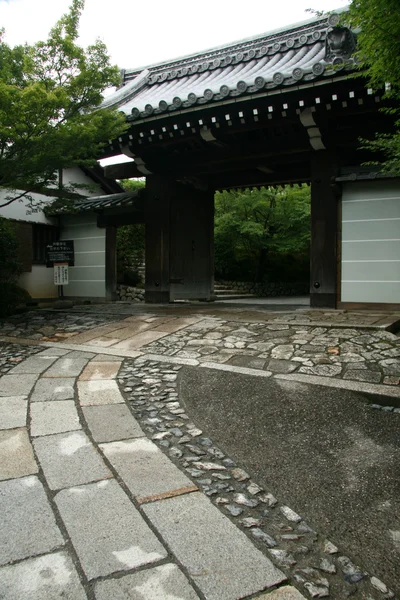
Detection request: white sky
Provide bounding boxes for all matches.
[0,0,348,70]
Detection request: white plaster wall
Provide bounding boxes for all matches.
[19,266,57,299]
[0,190,57,225]
[341,180,400,303]
[61,168,104,197]
[60,213,106,299]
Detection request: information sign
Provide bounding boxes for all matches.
[54,263,69,286]
[46,240,74,267]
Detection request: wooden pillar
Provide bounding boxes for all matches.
[105,226,117,301]
[310,151,339,308]
[145,175,173,303]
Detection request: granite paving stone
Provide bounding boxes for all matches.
[30,401,81,437]
[82,404,145,442]
[143,492,286,600]
[0,428,38,480]
[0,396,27,429]
[30,377,75,402]
[0,551,87,600]
[0,475,64,564]
[6,354,58,374]
[79,360,122,380]
[55,479,167,580]
[94,563,200,600]
[112,330,169,350]
[77,379,125,405]
[100,437,194,499]
[33,430,111,490]
[0,373,38,397]
[42,356,89,378]
[256,586,307,599]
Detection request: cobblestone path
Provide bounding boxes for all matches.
[0,305,399,599]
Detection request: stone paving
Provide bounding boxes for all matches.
[0,305,399,599]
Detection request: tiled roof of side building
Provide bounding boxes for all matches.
[102,8,357,121]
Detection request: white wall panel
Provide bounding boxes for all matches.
[341,181,400,303]
[60,214,106,299]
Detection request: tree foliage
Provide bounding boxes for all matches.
[116,179,145,286]
[0,217,30,317]
[214,186,310,282]
[0,0,127,207]
[345,0,400,172]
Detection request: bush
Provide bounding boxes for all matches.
[116,223,145,285]
[0,218,29,317]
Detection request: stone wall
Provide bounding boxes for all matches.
[216,281,309,297]
[116,284,145,302]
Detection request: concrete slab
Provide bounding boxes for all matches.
[0,374,38,397]
[30,378,75,402]
[42,357,89,378]
[30,401,81,437]
[0,428,38,480]
[143,493,286,600]
[82,405,144,442]
[78,379,125,406]
[55,479,167,580]
[0,551,87,600]
[66,322,128,345]
[93,354,123,362]
[94,563,199,600]
[112,331,168,350]
[35,348,71,356]
[0,476,64,565]
[153,317,202,333]
[100,438,194,500]
[200,362,272,378]
[79,361,122,381]
[7,355,58,375]
[33,431,111,490]
[0,396,27,429]
[256,586,306,599]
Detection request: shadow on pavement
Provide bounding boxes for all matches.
[178,367,400,594]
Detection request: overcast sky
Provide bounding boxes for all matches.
[1,0,348,70]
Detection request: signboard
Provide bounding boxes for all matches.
[54,263,69,286]
[46,240,74,267]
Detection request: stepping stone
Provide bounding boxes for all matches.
[42,357,89,378]
[78,380,124,406]
[30,378,75,402]
[79,361,122,381]
[83,404,144,442]
[94,563,199,600]
[100,437,195,501]
[0,396,27,430]
[0,374,38,397]
[143,492,286,600]
[30,401,81,437]
[257,586,307,599]
[33,431,111,490]
[0,428,38,480]
[0,476,64,565]
[55,479,167,580]
[7,355,58,375]
[0,551,86,600]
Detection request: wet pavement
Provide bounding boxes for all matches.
[0,303,399,599]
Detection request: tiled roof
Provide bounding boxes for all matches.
[102,9,357,122]
[73,190,143,211]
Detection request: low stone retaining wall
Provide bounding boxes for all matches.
[216,281,309,297]
[116,284,145,302]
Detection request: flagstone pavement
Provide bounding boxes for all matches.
[0,304,399,599]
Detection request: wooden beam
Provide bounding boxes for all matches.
[104,162,145,180]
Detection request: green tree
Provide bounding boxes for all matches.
[116,179,145,286]
[214,186,310,282]
[0,218,30,317]
[345,0,400,172]
[0,0,126,208]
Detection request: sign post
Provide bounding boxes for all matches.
[46,241,74,300]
